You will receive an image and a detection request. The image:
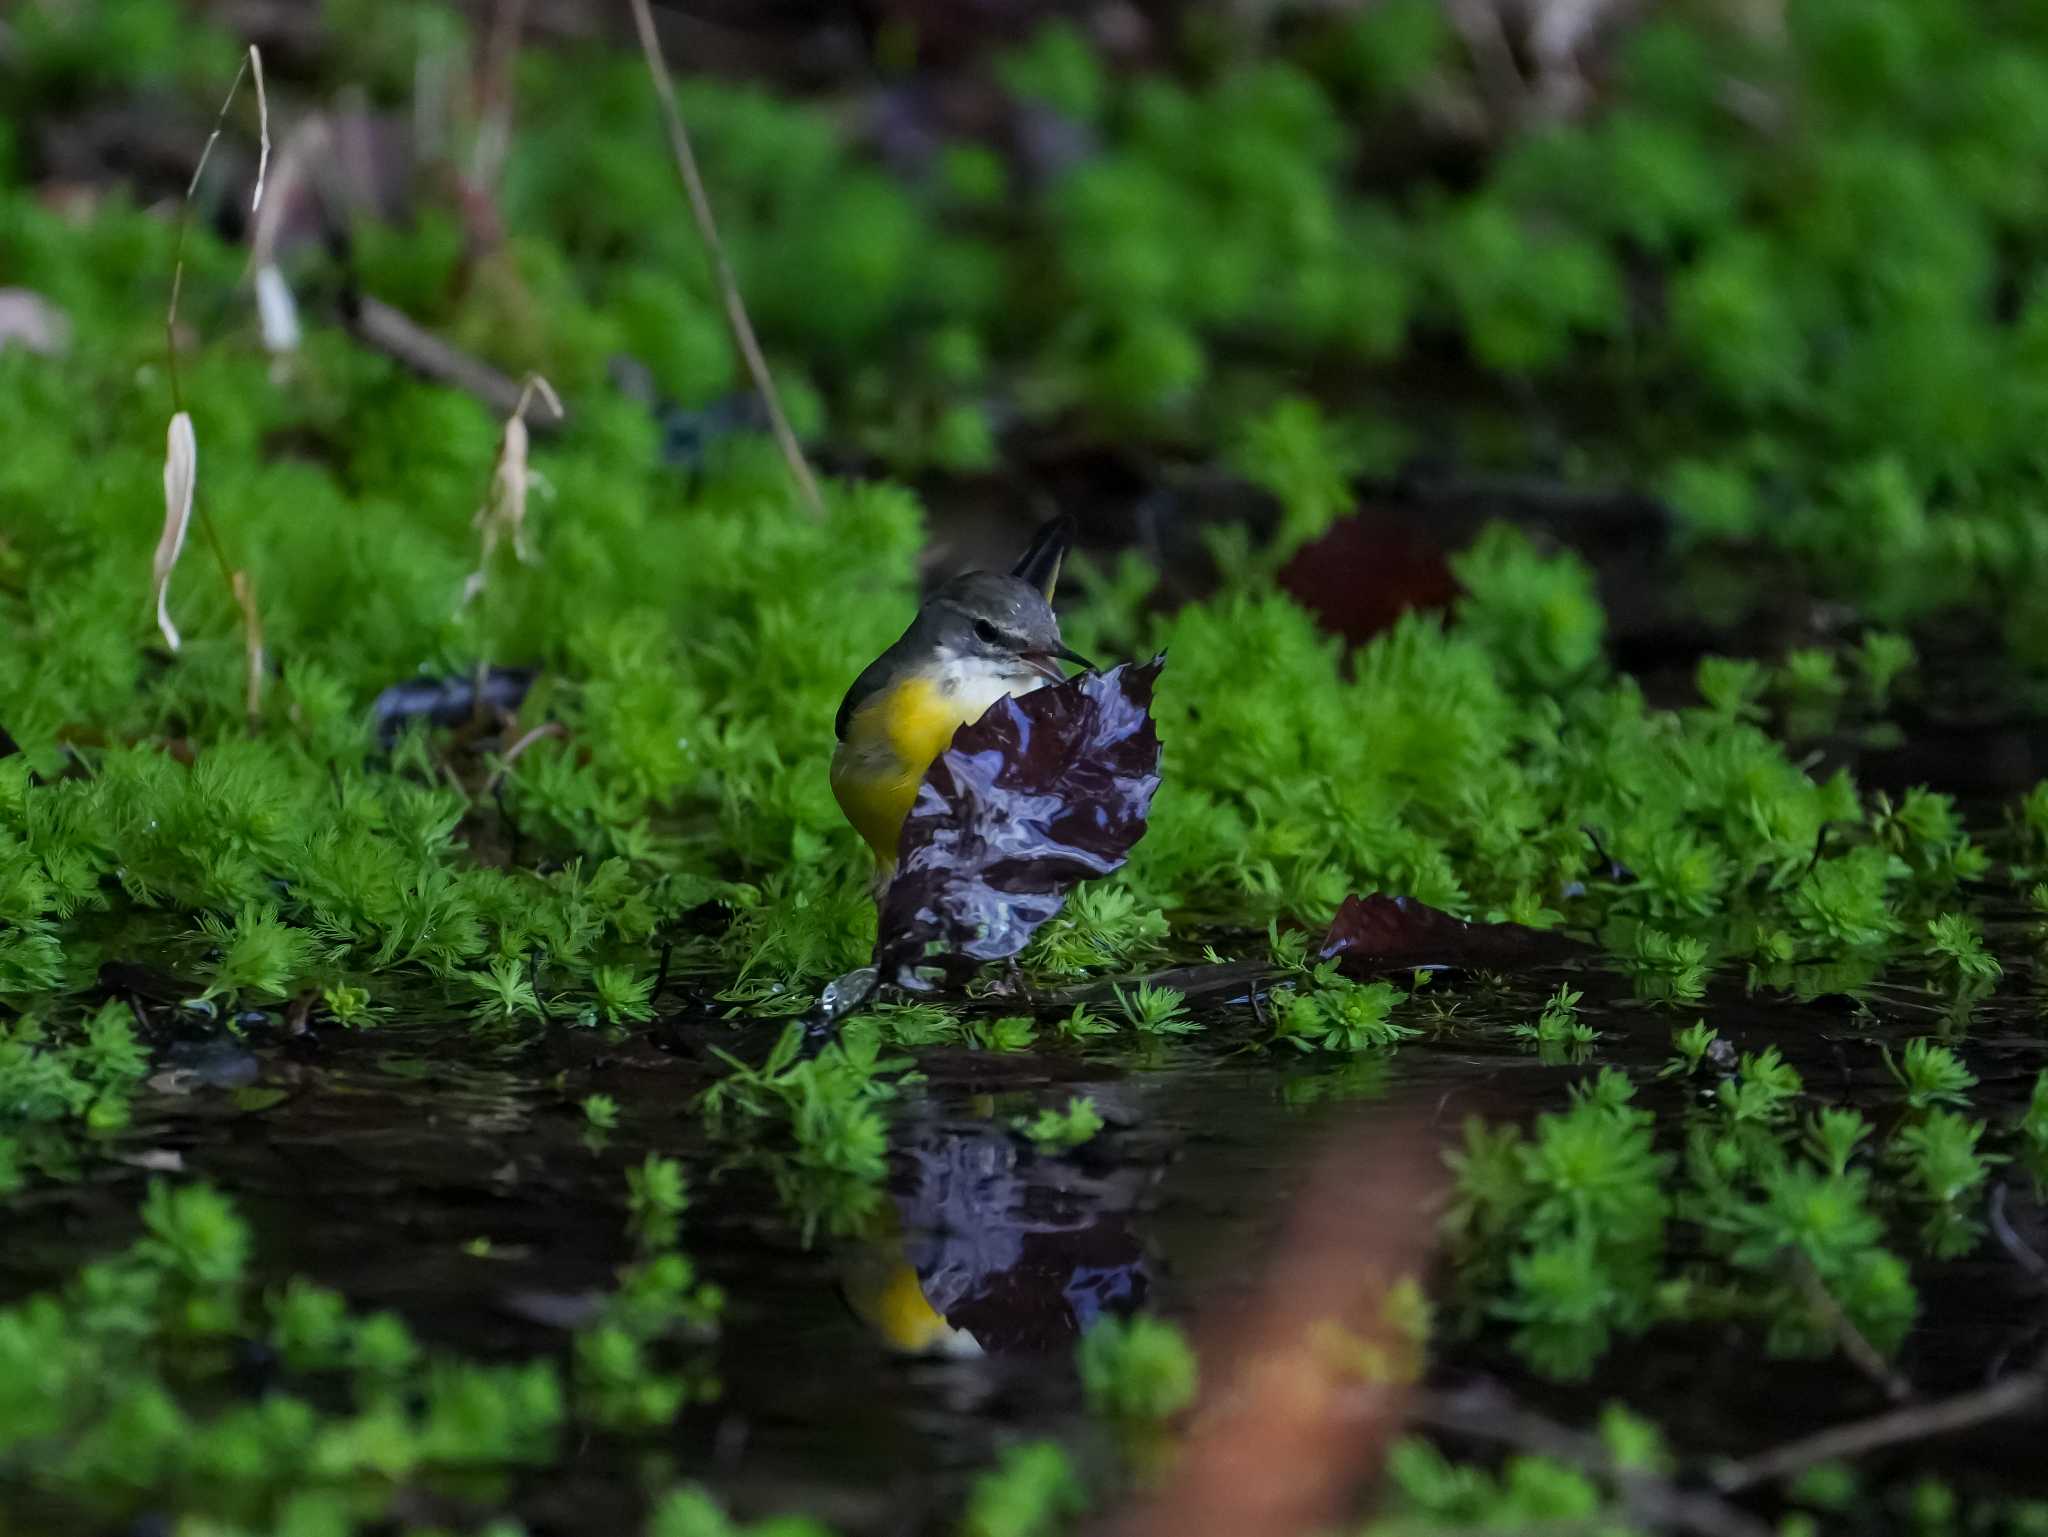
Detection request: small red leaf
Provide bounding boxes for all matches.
[1319,892,1585,975]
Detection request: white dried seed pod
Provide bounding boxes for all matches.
[153,411,197,651]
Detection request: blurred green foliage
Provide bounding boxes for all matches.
[19,0,2048,630]
[0,1167,719,1534]
[1075,1313,1198,1423]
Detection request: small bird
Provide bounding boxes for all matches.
[831,517,1092,874]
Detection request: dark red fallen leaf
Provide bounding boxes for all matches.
[1320,892,1586,975]
[1276,506,1458,648]
[874,657,1166,992]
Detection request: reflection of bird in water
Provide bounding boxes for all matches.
[837,1112,1155,1357]
[837,1196,984,1359]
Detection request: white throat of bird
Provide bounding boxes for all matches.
[931,645,1049,718]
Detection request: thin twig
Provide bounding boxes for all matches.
[1792,1252,1912,1402]
[482,721,567,797]
[464,373,561,716]
[472,0,529,189]
[166,47,259,596]
[1446,0,1528,131]
[158,44,269,732]
[231,568,264,724]
[1411,1386,1771,1537]
[1712,1352,2048,1494]
[1044,958,1279,1009]
[1990,1182,2048,1285]
[626,0,827,521]
[168,48,251,411]
[346,293,550,421]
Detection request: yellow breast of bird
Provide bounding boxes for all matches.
[833,664,1044,865]
[830,674,971,864]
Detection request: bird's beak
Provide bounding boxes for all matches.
[1022,644,1096,683]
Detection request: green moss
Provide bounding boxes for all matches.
[1075,1314,1197,1423]
[647,1486,835,1537]
[13,0,2044,656]
[996,21,1108,124]
[1321,0,1455,104]
[958,1441,1087,1537]
[0,1177,625,1526]
[1272,974,1413,1053]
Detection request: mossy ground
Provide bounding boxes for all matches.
[6,2,2048,1534]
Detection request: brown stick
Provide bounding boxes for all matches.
[1990,1181,2048,1283]
[1712,1356,2048,1494]
[482,721,567,796]
[166,47,261,603]
[158,45,269,731]
[231,569,265,725]
[346,293,556,424]
[625,0,828,521]
[1792,1252,1911,1403]
[472,0,529,190]
[1411,1386,1772,1537]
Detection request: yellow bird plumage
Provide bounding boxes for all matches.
[831,518,1087,874]
[830,676,967,862]
[835,1200,983,1357]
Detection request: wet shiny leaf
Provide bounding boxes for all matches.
[1319,892,1586,975]
[875,657,1166,992]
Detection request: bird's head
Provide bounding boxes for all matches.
[919,570,1093,685]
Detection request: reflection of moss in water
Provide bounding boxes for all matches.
[0,1171,721,1534]
[1437,1017,2043,1383]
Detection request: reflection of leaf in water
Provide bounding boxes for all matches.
[1319,892,1585,976]
[875,658,1166,992]
[887,1123,1152,1355]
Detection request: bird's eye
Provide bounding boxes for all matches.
[973,619,1002,646]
